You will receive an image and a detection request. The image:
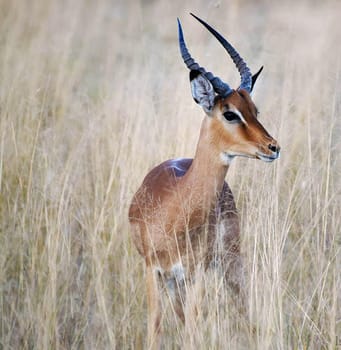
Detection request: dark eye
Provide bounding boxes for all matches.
[223,111,241,123]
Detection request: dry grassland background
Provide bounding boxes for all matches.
[0,0,340,349]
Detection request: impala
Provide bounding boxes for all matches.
[129,13,280,349]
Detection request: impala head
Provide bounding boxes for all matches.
[178,14,280,164]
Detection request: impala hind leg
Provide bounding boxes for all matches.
[166,263,186,323]
[146,264,162,350]
[166,263,204,342]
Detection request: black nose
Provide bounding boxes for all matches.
[268,144,278,153]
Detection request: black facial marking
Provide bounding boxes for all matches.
[223,111,241,123]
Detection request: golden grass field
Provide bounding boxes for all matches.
[0,0,340,348]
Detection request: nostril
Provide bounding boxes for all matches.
[268,144,277,152]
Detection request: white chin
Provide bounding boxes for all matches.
[257,154,279,162]
[221,152,279,164]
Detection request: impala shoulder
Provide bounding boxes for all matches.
[129,158,193,219]
[165,158,193,177]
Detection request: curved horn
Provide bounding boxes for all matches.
[190,13,252,93]
[177,18,233,97]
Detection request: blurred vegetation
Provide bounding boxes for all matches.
[0,0,340,348]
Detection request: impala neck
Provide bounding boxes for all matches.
[181,116,229,211]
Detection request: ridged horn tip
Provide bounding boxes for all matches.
[189,13,253,93]
[177,15,233,97]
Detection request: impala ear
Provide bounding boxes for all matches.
[251,66,264,92]
[190,70,215,113]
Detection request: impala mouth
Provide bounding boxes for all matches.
[256,152,280,162]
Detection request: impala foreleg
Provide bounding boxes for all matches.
[218,219,248,315]
[224,253,247,308]
[146,264,162,350]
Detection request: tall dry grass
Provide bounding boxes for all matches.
[0,0,340,349]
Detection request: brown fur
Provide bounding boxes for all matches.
[128,90,279,349]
